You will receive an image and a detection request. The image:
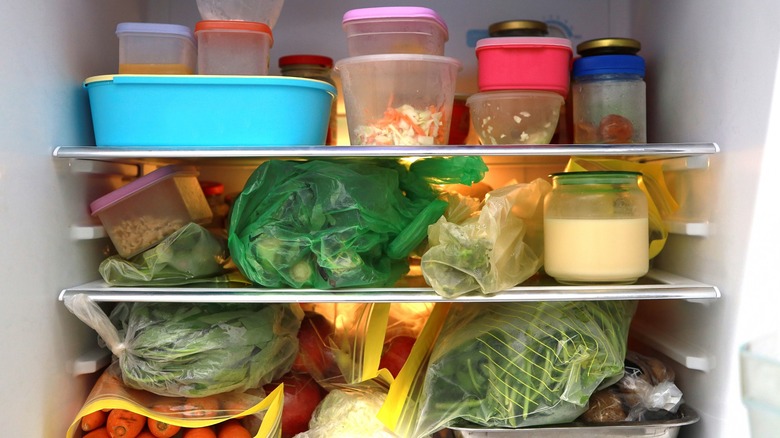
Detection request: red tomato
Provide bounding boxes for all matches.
[292,311,336,377]
[379,335,417,378]
[265,373,325,438]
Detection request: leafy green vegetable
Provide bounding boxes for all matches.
[109,302,303,397]
[413,301,636,434]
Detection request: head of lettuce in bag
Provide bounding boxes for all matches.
[228,158,487,289]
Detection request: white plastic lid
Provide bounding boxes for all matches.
[89,164,199,215]
[116,22,195,43]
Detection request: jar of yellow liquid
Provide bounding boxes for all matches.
[543,171,648,284]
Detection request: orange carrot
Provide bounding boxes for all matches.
[183,427,217,438]
[83,428,111,438]
[180,396,221,418]
[136,432,156,438]
[147,418,181,438]
[217,420,251,438]
[82,410,108,432]
[106,409,146,438]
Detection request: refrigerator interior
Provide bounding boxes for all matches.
[2,0,780,437]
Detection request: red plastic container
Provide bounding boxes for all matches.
[475,37,573,96]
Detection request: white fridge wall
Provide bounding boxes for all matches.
[0,1,145,437]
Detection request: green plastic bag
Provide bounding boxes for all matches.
[99,222,244,286]
[228,158,486,289]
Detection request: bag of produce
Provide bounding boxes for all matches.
[64,294,303,397]
[380,301,636,437]
[421,179,551,297]
[227,157,486,289]
[98,222,247,286]
[67,363,283,438]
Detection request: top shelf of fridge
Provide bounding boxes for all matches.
[53,142,719,165]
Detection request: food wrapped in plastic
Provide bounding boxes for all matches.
[98,222,240,286]
[64,294,303,397]
[294,386,396,438]
[421,179,550,297]
[405,301,636,436]
[228,158,486,289]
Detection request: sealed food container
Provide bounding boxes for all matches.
[544,171,649,284]
[116,22,196,74]
[279,54,338,145]
[475,37,573,96]
[342,6,449,56]
[334,54,461,146]
[84,74,336,147]
[195,0,285,28]
[450,404,699,438]
[195,20,273,75]
[466,90,563,144]
[488,19,549,37]
[90,165,213,258]
[572,53,646,144]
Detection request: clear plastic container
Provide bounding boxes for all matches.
[342,6,449,56]
[572,54,647,143]
[195,20,273,75]
[279,54,338,145]
[195,0,285,28]
[334,54,461,146]
[544,171,649,284]
[90,165,213,258]
[466,90,563,145]
[115,22,196,74]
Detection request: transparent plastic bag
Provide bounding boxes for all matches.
[294,385,397,438]
[67,363,283,438]
[421,179,551,297]
[98,222,245,286]
[64,294,303,397]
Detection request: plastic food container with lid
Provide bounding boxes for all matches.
[195,20,273,75]
[475,37,573,96]
[342,6,449,56]
[195,0,285,28]
[90,165,213,258]
[116,22,196,74]
[279,54,338,145]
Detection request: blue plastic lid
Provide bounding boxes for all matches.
[116,22,195,43]
[572,54,645,78]
[342,6,448,36]
[89,164,198,215]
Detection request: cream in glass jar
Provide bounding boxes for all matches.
[543,171,649,284]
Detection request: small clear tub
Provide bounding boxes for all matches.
[195,20,273,75]
[116,22,196,75]
[342,6,449,56]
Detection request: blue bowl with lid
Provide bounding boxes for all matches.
[84,74,337,147]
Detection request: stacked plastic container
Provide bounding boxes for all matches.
[334,7,462,146]
[467,31,573,145]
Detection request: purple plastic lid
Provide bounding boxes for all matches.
[116,22,195,43]
[342,6,448,36]
[89,164,198,215]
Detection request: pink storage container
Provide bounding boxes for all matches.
[475,37,573,96]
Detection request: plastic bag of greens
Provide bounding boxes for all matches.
[381,301,636,437]
[99,222,245,286]
[228,157,485,289]
[64,294,303,397]
[421,179,551,297]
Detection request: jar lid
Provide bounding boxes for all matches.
[342,6,449,37]
[488,20,548,37]
[576,37,641,56]
[279,54,334,69]
[116,22,195,43]
[90,165,199,215]
[550,171,642,185]
[572,54,645,78]
[195,20,273,45]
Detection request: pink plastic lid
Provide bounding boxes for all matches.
[342,6,449,37]
[89,165,198,215]
[476,36,573,50]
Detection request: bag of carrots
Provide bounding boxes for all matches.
[67,363,284,438]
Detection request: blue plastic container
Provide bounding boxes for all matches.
[84,74,337,147]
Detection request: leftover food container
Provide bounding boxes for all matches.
[466,90,563,144]
[450,404,699,438]
[89,165,212,258]
[195,0,285,28]
[115,22,196,75]
[195,20,273,75]
[83,74,336,147]
[475,37,573,96]
[334,54,461,146]
[342,6,449,56]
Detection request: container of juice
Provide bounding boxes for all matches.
[116,22,196,74]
